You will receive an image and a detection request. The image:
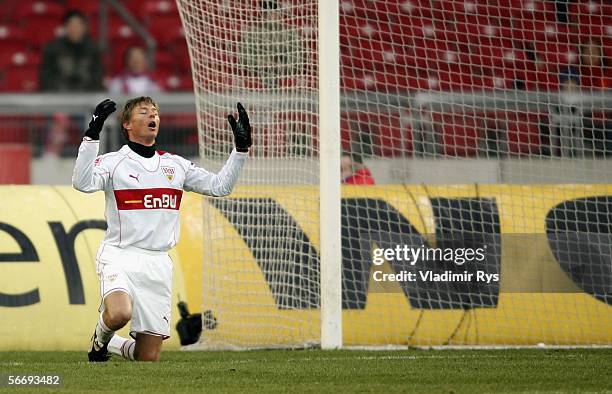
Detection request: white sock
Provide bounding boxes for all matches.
[95,313,114,348]
[108,335,136,361]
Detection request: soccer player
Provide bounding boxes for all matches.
[73,97,251,361]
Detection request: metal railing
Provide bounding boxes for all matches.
[0,93,197,157]
[410,90,612,157]
[1,91,612,185]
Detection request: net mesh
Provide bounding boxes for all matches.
[177,0,612,348]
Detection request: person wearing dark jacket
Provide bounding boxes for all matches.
[39,10,103,92]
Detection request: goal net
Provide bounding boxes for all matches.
[177,0,612,348]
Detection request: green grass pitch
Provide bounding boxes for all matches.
[0,349,610,393]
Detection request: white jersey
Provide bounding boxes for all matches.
[72,138,247,251]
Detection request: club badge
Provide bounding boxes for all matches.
[162,166,175,182]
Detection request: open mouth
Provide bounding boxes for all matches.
[148,121,157,130]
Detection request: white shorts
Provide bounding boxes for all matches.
[96,244,173,339]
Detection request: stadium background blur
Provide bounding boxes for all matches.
[0,0,610,184]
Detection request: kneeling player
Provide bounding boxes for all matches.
[72,97,251,361]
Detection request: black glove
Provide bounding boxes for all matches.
[84,99,117,140]
[227,102,252,153]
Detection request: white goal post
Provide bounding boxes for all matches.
[318,0,343,350]
[176,0,612,349]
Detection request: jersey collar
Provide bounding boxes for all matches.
[127,140,156,158]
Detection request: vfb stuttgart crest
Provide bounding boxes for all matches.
[162,166,175,182]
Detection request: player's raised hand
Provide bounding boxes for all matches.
[85,99,117,140]
[227,102,252,153]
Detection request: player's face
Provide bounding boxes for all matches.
[124,103,160,145]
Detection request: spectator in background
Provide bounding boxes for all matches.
[558,39,612,156]
[554,67,582,156]
[558,38,611,91]
[39,10,103,91]
[239,1,305,88]
[559,67,580,92]
[577,37,612,91]
[42,113,70,159]
[108,46,160,95]
[578,38,612,156]
[341,151,375,185]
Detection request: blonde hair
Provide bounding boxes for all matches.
[120,96,160,141]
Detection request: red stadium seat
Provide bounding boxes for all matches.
[483,73,516,90]
[149,14,184,47]
[64,0,99,18]
[342,66,406,92]
[509,0,557,22]
[0,42,26,68]
[341,111,408,157]
[377,113,409,156]
[155,51,174,72]
[253,124,289,157]
[342,37,393,71]
[0,24,26,43]
[342,60,423,91]
[454,13,510,38]
[576,15,611,39]
[270,111,318,157]
[376,70,412,92]
[431,112,479,157]
[144,0,178,15]
[0,65,39,92]
[405,37,461,71]
[15,0,64,19]
[472,0,515,19]
[172,43,191,72]
[432,112,480,157]
[510,20,566,42]
[600,1,612,16]
[468,37,515,73]
[364,0,403,20]
[107,18,137,41]
[341,68,378,90]
[476,109,543,155]
[23,17,63,49]
[0,116,30,144]
[6,50,41,68]
[499,47,528,68]
[153,70,193,91]
[339,0,357,16]
[405,66,430,90]
[414,0,448,23]
[535,42,579,65]
[394,15,449,40]
[0,22,23,47]
[0,0,20,19]
[0,144,31,184]
[121,0,143,18]
[350,0,398,23]
[505,112,543,155]
[396,0,436,18]
[339,18,359,44]
[568,1,612,23]
[520,60,560,91]
[437,67,493,91]
[341,16,384,42]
